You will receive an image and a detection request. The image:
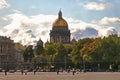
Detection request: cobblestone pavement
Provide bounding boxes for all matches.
[0,72,120,80]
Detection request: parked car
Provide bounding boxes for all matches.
[2,69,5,72]
[0,68,2,72]
[9,70,15,73]
[16,70,21,72]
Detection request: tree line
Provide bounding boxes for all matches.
[23,34,120,71]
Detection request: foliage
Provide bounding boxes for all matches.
[23,45,34,62]
[44,43,56,55]
[34,41,44,55]
[32,55,48,68]
[53,43,67,68]
[22,34,120,70]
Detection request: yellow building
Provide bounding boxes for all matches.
[0,36,16,70]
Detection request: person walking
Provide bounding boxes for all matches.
[33,69,36,75]
[25,70,27,75]
[57,69,59,75]
[72,68,75,75]
[21,69,23,75]
[5,70,7,76]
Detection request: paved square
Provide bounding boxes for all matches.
[0,72,120,80]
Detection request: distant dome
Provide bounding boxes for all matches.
[52,10,68,30]
[50,9,71,44]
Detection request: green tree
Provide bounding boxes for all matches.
[71,38,93,68]
[88,35,120,70]
[45,43,56,55]
[44,43,56,66]
[71,43,82,67]
[64,44,73,67]
[34,39,44,55]
[23,45,34,62]
[53,43,67,68]
[32,55,48,68]
[80,38,101,62]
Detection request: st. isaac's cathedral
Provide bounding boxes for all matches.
[50,10,71,44]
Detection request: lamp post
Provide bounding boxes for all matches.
[64,54,70,71]
[65,55,67,70]
[83,56,85,72]
[98,64,100,71]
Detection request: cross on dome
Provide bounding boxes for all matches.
[58,9,62,19]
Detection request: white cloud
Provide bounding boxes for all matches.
[68,18,118,40]
[100,17,120,24]
[30,5,37,9]
[0,0,9,9]
[1,11,118,45]
[99,0,105,2]
[2,12,56,45]
[84,2,108,11]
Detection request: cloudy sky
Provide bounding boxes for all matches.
[0,0,120,45]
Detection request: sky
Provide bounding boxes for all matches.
[0,0,120,45]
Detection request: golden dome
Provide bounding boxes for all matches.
[52,10,68,29]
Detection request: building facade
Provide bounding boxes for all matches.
[0,36,16,69]
[50,10,71,43]
[14,43,25,69]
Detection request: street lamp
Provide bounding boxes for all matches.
[82,56,85,72]
[64,54,70,71]
[98,64,100,71]
[65,55,67,70]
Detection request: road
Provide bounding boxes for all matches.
[0,72,120,80]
